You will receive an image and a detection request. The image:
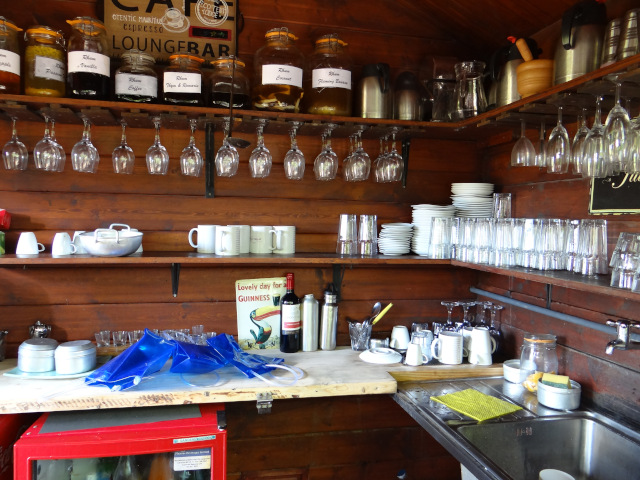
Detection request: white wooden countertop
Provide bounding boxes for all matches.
[0,348,502,414]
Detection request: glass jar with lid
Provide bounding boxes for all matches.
[520,333,559,389]
[209,55,250,109]
[115,49,158,103]
[162,53,205,105]
[24,26,66,97]
[0,17,22,95]
[304,34,353,116]
[252,27,305,112]
[66,17,110,100]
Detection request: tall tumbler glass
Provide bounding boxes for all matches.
[358,214,378,256]
[492,193,512,218]
[428,217,453,259]
[575,219,608,276]
[337,214,357,256]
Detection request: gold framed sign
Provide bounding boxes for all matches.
[589,173,640,215]
[104,0,237,63]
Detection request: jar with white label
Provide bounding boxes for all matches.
[115,49,158,103]
[24,26,66,97]
[163,53,205,105]
[252,27,305,112]
[0,17,22,95]
[66,17,110,100]
[209,55,250,109]
[304,34,353,116]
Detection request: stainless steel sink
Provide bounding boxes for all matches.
[457,413,640,480]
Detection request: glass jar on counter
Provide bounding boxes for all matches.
[162,53,205,105]
[304,34,353,116]
[115,49,158,103]
[0,17,22,95]
[209,55,250,109]
[24,26,66,97]
[66,17,110,100]
[252,27,304,112]
[520,333,559,388]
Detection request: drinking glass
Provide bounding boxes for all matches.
[284,121,305,180]
[146,117,170,175]
[49,120,66,172]
[2,117,28,170]
[374,137,388,182]
[215,119,240,177]
[627,119,640,173]
[313,124,338,181]
[343,135,355,182]
[440,301,459,332]
[582,97,608,179]
[34,117,62,171]
[112,121,135,174]
[510,119,536,167]
[571,108,589,175]
[458,301,476,327]
[248,120,272,178]
[180,119,203,177]
[604,78,631,174]
[348,130,371,181]
[534,121,547,168]
[71,118,99,173]
[546,106,571,174]
[386,131,403,182]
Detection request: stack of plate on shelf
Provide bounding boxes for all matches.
[378,223,413,255]
[411,204,456,255]
[451,183,494,217]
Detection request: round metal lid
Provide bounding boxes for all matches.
[19,338,58,351]
[55,340,96,353]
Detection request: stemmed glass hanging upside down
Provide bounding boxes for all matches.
[284,121,305,180]
[112,121,135,174]
[146,117,170,175]
[2,117,28,170]
[180,119,203,177]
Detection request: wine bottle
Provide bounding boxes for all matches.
[280,272,301,352]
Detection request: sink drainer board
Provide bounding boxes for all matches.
[394,377,640,480]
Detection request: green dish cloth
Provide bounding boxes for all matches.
[430,388,522,422]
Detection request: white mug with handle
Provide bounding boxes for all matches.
[431,331,467,365]
[404,342,428,366]
[16,232,45,256]
[52,232,77,256]
[188,225,216,254]
[468,326,497,366]
[271,226,295,254]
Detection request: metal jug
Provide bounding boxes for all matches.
[452,61,487,120]
[490,38,540,107]
[394,71,423,120]
[553,0,607,85]
[29,320,52,338]
[356,63,392,119]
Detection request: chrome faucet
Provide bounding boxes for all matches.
[605,319,640,354]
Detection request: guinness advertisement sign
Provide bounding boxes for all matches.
[104,0,237,63]
[590,173,640,214]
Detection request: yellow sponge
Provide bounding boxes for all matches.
[540,373,571,389]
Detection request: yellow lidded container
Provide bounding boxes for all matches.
[24,26,66,97]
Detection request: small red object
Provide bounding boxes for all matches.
[0,210,10,230]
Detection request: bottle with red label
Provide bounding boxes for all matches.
[279,272,301,352]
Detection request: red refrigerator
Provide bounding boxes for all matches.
[13,403,226,479]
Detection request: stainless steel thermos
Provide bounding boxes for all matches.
[301,293,319,352]
[320,285,339,350]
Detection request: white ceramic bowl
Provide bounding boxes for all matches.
[537,379,581,410]
[503,359,522,383]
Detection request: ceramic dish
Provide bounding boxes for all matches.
[359,347,403,364]
[503,359,522,383]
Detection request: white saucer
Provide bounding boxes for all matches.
[359,347,403,364]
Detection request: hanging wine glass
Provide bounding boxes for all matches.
[343,135,355,181]
[215,118,240,177]
[284,121,305,180]
[546,106,571,174]
[146,117,169,175]
[71,118,99,173]
[534,121,547,168]
[386,130,403,182]
[34,116,63,171]
[313,124,338,181]
[571,108,589,175]
[248,119,272,178]
[582,96,608,179]
[49,119,66,172]
[351,130,371,181]
[180,119,203,177]
[604,77,631,174]
[511,120,536,167]
[2,117,28,170]
[374,137,387,183]
[112,121,135,174]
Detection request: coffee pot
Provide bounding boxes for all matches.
[553,0,607,85]
[489,37,540,108]
[29,320,52,338]
[356,63,392,119]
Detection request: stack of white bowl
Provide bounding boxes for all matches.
[410,204,456,255]
[451,183,494,217]
[378,223,413,255]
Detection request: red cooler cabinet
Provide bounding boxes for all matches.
[13,404,226,479]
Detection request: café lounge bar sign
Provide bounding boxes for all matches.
[104,0,237,63]
[590,173,640,214]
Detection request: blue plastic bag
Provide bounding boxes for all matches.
[170,341,226,374]
[206,333,284,378]
[85,329,174,391]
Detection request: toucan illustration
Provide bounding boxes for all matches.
[249,305,278,349]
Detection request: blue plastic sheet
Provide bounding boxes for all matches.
[206,333,284,378]
[170,340,226,374]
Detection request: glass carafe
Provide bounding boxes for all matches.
[519,333,558,388]
[452,61,487,120]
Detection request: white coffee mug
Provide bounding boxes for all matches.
[233,224,250,254]
[431,331,466,365]
[390,325,410,350]
[404,342,428,366]
[188,225,216,254]
[72,231,87,254]
[51,232,77,256]
[271,226,296,254]
[250,225,273,254]
[16,232,45,255]
[215,225,239,256]
[468,327,497,366]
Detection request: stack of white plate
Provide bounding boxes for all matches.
[378,223,413,255]
[411,204,456,255]
[451,183,494,217]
